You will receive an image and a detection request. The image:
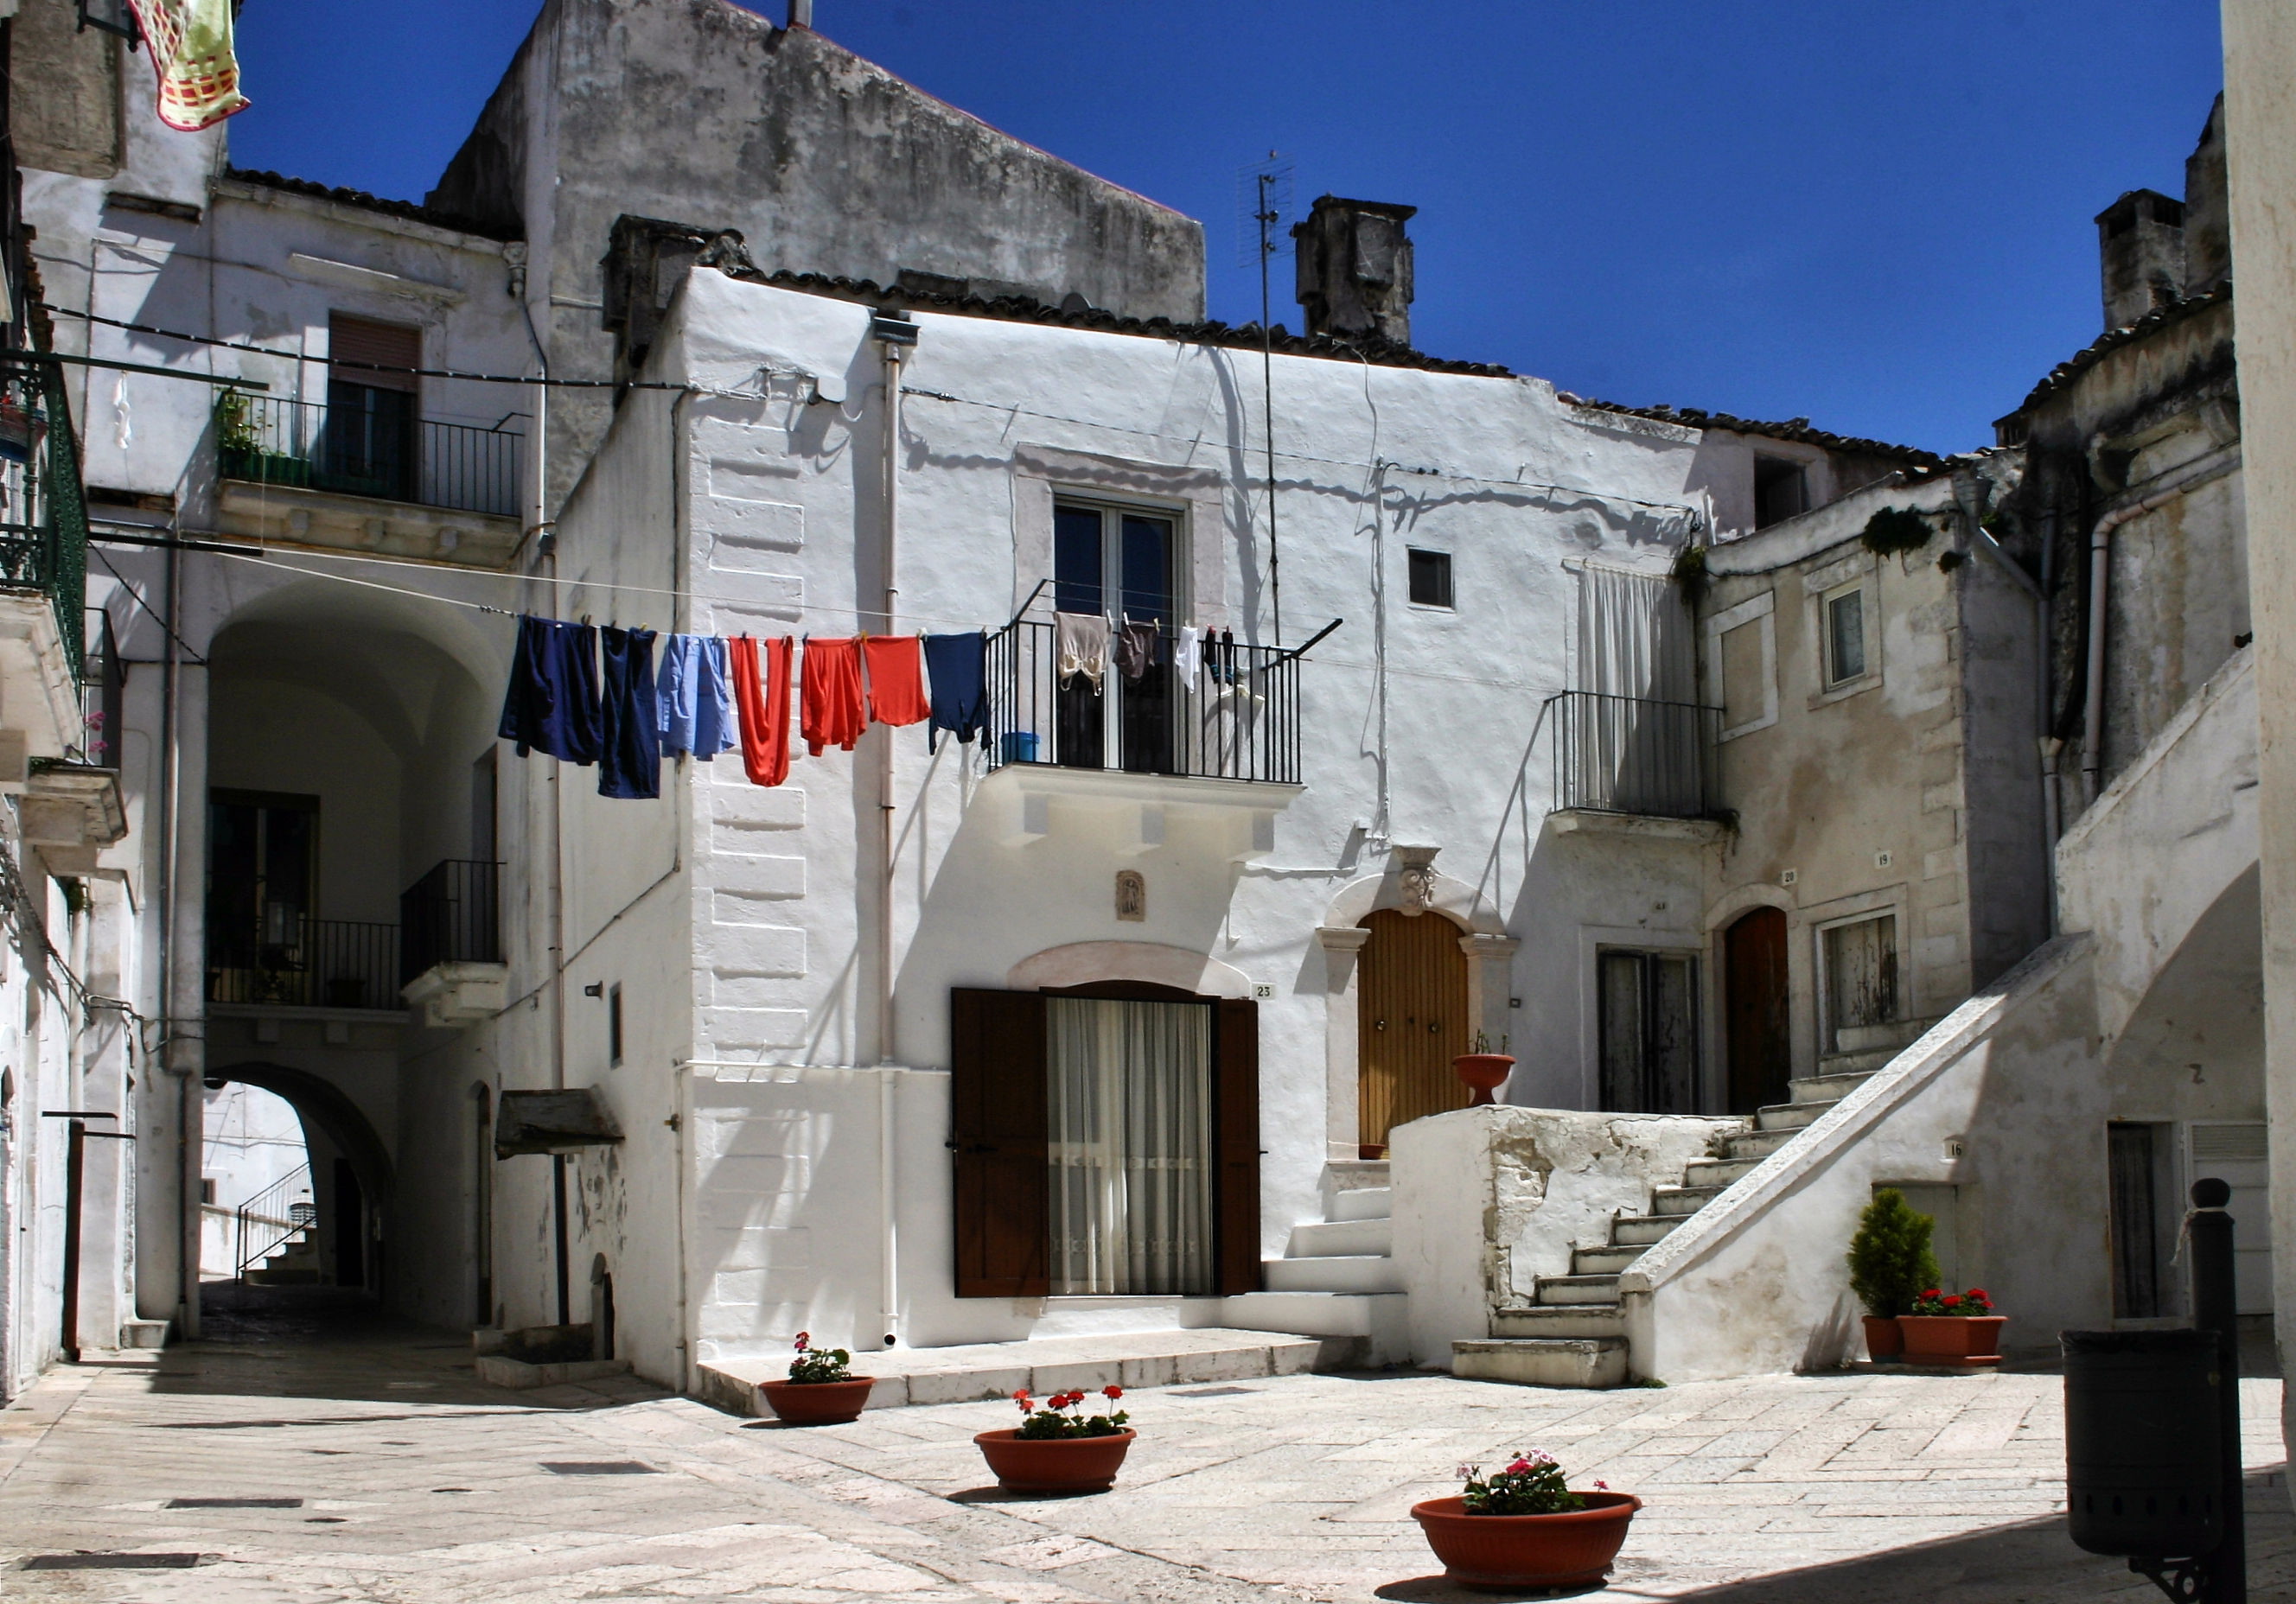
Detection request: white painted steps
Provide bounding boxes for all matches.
[1454,1016,1937,1390]
[1239,1178,1408,1361]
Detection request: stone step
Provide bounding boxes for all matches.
[1726,1126,1800,1160]
[1332,1186,1392,1223]
[1453,1338,1628,1390]
[1572,1243,1649,1276]
[1489,1303,1626,1340]
[1653,1184,1726,1216]
[698,1327,1335,1415]
[1287,1218,1392,1258]
[243,1267,322,1287]
[1818,1047,1898,1076]
[1609,1213,1686,1246]
[1837,1017,1936,1053]
[1682,1155,1763,1188]
[1219,1293,1408,1367]
[1789,1069,1878,1105]
[1263,1255,1403,1295]
[1755,1100,1834,1132]
[1535,1274,1621,1307]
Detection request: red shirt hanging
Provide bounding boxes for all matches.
[728,635,792,786]
[800,637,866,756]
[863,634,931,727]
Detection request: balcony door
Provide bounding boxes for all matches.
[1053,500,1179,773]
[1355,909,1470,1156]
[322,315,419,502]
[207,791,319,1004]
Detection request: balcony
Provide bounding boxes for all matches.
[1546,691,1723,835]
[211,391,525,568]
[980,617,1317,856]
[0,357,91,764]
[203,859,503,1019]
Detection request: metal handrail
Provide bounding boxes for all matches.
[1547,690,1721,819]
[234,1162,315,1278]
[0,356,89,685]
[399,858,501,983]
[207,916,400,1010]
[213,391,523,518]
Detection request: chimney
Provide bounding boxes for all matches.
[2182,94,2230,296]
[788,0,813,28]
[1292,195,1416,347]
[2095,188,2185,331]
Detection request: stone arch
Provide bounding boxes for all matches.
[1008,940,1253,998]
[206,1060,396,1210]
[1321,862,1506,936]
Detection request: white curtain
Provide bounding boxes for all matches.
[1570,564,1700,812]
[1046,997,1215,1296]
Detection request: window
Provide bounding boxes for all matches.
[1820,912,1897,1053]
[1053,500,1183,773]
[1598,949,1699,1114]
[609,983,624,1067]
[201,1176,219,1206]
[1824,586,1868,687]
[1407,548,1454,608]
[1719,620,1766,729]
[1753,455,1808,529]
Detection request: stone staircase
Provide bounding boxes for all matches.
[1222,1173,1410,1365]
[243,1225,322,1286]
[1454,1018,1934,1388]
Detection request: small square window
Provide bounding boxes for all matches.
[1826,589,1867,685]
[609,983,625,1068]
[201,1176,219,1206]
[1753,456,1808,529]
[1407,549,1453,608]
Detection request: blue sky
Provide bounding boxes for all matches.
[229,2,2225,454]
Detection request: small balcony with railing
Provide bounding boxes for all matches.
[211,390,526,568]
[979,612,1330,855]
[1545,691,1725,838]
[204,858,505,1023]
[0,355,91,762]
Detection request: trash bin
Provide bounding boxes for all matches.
[2063,1327,2223,1558]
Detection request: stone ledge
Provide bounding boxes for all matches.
[217,479,522,570]
[1547,808,1727,843]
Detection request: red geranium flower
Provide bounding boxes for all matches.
[794,1331,810,1349]
[1103,1385,1123,1401]
[1942,1295,1963,1308]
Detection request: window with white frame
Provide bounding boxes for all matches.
[1821,582,1870,689]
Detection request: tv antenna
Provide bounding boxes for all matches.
[1238,151,1294,646]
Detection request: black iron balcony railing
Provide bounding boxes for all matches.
[207,917,399,1010]
[1547,691,1720,819]
[985,616,1335,786]
[214,391,523,519]
[0,356,89,685]
[399,858,501,984]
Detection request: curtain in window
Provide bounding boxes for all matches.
[1571,564,1699,812]
[1045,997,1215,1296]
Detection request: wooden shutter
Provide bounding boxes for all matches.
[328,313,421,392]
[949,987,1049,1297]
[1215,996,1262,1295]
[1725,907,1790,1114]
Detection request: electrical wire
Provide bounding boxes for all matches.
[41,304,680,391]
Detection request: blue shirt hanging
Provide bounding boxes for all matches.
[598,625,661,799]
[499,615,603,766]
[656,633,737,759]
[923,631,988,752]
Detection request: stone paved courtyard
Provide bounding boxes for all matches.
[1,1294,2292,1603]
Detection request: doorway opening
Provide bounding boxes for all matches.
[1598,947,1699,1114]
[1724,907,1790,1113]
[1355,907,1470,1157]
[590,1255,616,1360]
[200,1080,315,1283]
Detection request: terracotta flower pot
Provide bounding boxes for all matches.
[973,1428,1136,1493]
[1899,1314,2007,1361]
[759,1377,876,1424]
[1453,1053,1515,1108]
[1411,1493,1642,1589]
[1862,1314,1904,1359]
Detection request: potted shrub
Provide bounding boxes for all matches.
[1900,1287,2006,1363]
[757,1333,876,1425]
[974,1386,1134,1493]
[1411,1451,1641,1590]
[1453,1031,1514,1107]
[1846,1188,1942,1361]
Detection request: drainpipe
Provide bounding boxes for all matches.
[156,519,197,1340]
[870,312,914,1072]
[2078,445,2244,805]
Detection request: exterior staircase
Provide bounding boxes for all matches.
[242,1222,322,1286]
[1454,1017,1935,1388]
[1222,1173,1410,1365]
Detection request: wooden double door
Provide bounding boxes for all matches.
[1356,909,1470,1155]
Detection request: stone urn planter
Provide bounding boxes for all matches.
[759,1377,876,1425]
[1452,1053,1515,1107]
[1861,1314,1904,1360]
[1411,1493,1643,1589]
[1899,1314,2007,1363]
[973,1428,1135,1493]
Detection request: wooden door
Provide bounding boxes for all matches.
[1215,998,1262,1294]
[1356,909,1470,1154]
[1725,907,1790,1113]
[950,988,1049,1296]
